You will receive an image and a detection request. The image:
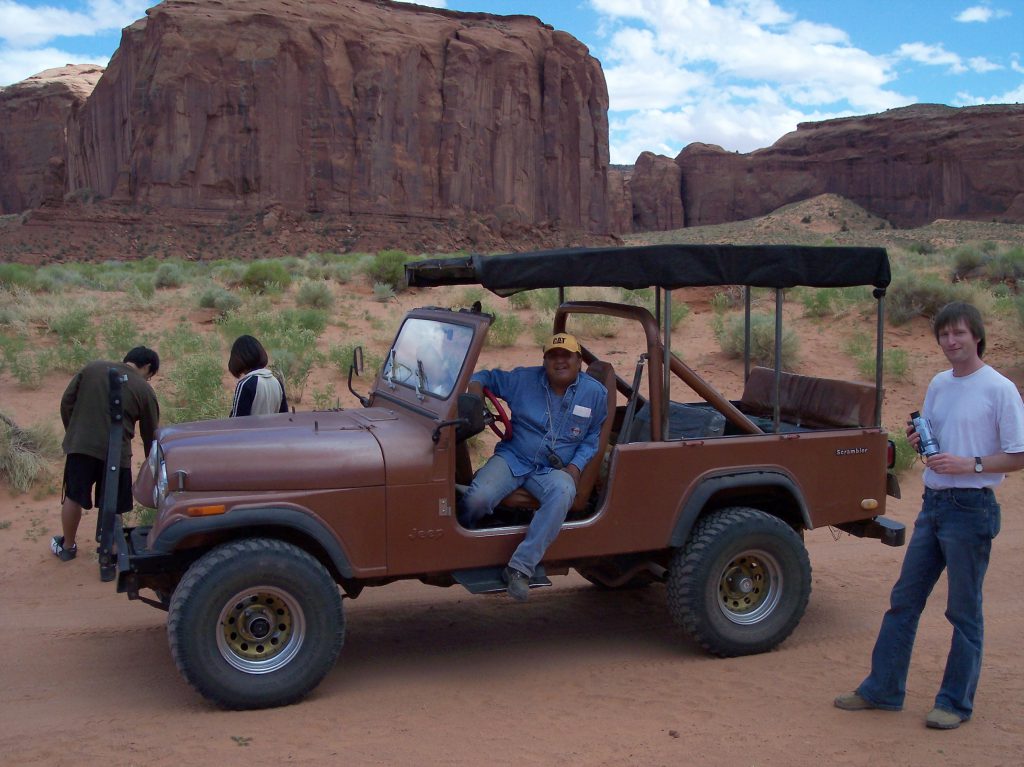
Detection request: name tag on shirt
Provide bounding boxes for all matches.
[572,405,591,418]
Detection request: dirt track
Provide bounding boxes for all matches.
[2,467,1023,766]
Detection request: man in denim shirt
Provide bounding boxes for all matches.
[835,302,1024,729]
[460,333,607,601]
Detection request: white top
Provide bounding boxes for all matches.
[922,364,1024,489]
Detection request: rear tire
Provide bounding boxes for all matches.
[167,538,344,709]
[667,507,810,657]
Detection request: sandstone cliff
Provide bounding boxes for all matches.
[64,0,612,234]
[673,104,1024,229]
[0,65,102,214]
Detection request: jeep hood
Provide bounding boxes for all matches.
[154,410,387,492]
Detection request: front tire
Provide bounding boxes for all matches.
[167,538,344,709]
[667,507,811,657]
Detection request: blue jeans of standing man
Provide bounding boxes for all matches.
[458,455,577,577]
[857,487,1001,720]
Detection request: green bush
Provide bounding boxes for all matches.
[48,308,96,347]
[486,312,523,348]
[887,275,971,325]
[718,313,799,369]
[569,313,620,339]
[295,279,334,310]
[102,316,143,360]
[154,262,186,288]
[242,260,293,293]
[198,285,242,315]
[0,415,61,492]
[210,261,247,287]
[890,429,919,476]
[163,353,230,424]
[372,282,396,302]
[364,249,413,291]
[0,264,38,291]
[857,348,910,382]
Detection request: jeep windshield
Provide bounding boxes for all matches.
[382,317,474,399]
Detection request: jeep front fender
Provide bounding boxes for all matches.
[150,506,354,579]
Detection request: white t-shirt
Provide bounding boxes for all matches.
[922,364,1024,489]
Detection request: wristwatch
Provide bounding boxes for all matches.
[974,456,984,473]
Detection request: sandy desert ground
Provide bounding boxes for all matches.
[1,248,1023,766]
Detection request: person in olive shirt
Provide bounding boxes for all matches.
[51,347,161,561]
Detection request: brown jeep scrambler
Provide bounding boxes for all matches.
[99,244,904,709]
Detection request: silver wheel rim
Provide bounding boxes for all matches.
[216,586,305,674]
[716,548,782,625]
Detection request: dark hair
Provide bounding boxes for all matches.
[933,301,986,357]
[228,335,269,378]
[123,346,160,375]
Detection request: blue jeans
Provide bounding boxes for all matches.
[857,487,1001,720]
[458,455,577,577]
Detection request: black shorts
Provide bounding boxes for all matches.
[62,454,134,513]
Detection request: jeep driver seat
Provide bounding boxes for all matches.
[498,359,616,513]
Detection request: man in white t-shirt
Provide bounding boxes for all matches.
[835,301,1024,729]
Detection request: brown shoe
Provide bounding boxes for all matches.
[834,691,876,711]
[926,708,963,730]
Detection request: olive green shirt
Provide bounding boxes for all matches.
[60,361,160,466]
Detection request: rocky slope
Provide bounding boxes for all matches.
[664,104,1024,230]
[0,65,102,213]
[61,0,611,236]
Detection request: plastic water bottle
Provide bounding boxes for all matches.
[910,411,940,457]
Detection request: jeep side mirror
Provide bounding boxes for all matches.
[455,392,485,441]
[348,346,370,407]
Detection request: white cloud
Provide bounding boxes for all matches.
[955,82,1024,104]
[894,42,967,74]
[0,1,149,47]
[967,56,1001,73]
[0,44,106,86]
[1011,55,1024,74]
[954,5,1011,23]
[589,0,908,161]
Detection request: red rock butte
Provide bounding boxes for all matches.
[5,0,613,236]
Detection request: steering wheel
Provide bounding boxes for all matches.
[481,387,512,441]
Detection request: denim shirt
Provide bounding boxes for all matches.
[471,366,608,477]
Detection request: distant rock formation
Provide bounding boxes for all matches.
[629,152,684,231]
[0,65,102,214]
[671,104,1024,229]
[59,0,612,235]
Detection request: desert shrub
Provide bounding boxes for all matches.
[569,313,620,339]
[507,291,533,310]
[35,265,87,293]
[272,348,318,404]
[887,275,972,325]
[890,430,918,476]
[154,262,187,289]
[486,312,523,348]
[364,249,414,291]
[311,384,338,410]
[952,245,986,277]
[530,320,551,349]
[372,282,396,302]
[130,275,157,301]
[326,261,358,284]
[295,279,334,310]
[102,316,144,360]
[1015,294,1024,330]
[242,260,292,293]
[4,339,45,389]
[163,352,230,424]
[717,313,799,369]
[197,284,242,315]
[0,263,38,291]
[162,321,221,359]
[328,342,382,379]
[210,261,247,287]
[857,348,910,382]
[47,307,97,348]
[987,247,1024,282]
[905,241,936,255]
[0,415,61,492]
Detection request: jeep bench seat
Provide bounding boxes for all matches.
[737,366,878,429]
[499,360,617,512]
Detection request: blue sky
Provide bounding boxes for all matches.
[1,0,1021,163]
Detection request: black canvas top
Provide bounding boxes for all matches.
[406,244,891,295]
